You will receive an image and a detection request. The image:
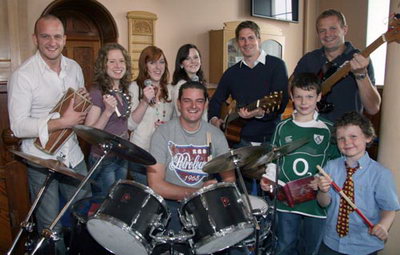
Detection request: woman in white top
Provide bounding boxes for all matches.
[171,44,207,120]
[129,46,174,184]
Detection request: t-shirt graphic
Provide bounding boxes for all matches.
[167,141,209,186]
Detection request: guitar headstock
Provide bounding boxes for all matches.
[385,13,400,43]
[260,91,283,113]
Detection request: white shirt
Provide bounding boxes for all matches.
[8,51,85,167]
[240,49,267,68]
[128,81,174,151]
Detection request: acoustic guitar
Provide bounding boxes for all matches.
[221,91,283,143]
[317,13,400,113]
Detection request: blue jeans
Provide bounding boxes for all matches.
[128,161,148,185]
[28,160,91,254]
[318,242,378,255]
[277,211,326,255]
[28,160,91,233]
[89,154,128,197]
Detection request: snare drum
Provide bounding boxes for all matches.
[87,180,170,255]
[180,182,254,254]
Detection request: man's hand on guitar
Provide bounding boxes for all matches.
[238,107,265,119]
[349,53,369,76]
[210,117,224,128]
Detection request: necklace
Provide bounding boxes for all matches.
[108,89,132,118]
[155,101,166,121]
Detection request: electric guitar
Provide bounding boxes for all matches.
[221,91,283,143]
[317,13,400,113]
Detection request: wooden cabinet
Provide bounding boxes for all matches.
[209,21,285,84]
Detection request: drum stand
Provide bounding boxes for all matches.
[228,150,261,255]
[30,144,112,255]
[151,229,195,255]
[7,172,55,255]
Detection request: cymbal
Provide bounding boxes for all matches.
[10,149,87,181]
[202,145,270,174]
[73,125,156,165]
[242,137,310,178]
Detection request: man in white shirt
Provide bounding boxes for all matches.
[8,14,90,254]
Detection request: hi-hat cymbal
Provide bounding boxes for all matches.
[242,137,310,178]
[202,145,270,174]
[73,125,156,165]
[10,149,86,181]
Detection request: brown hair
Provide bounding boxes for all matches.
[334,112,376,147]
[316,9,347,30]
[290,73,321,95]
[94,43,132,95]
[136,46,170,103]
[235,20,261,41]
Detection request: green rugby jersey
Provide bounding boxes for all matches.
[271,113,340,217]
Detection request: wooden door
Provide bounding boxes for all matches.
[63,40,100,90]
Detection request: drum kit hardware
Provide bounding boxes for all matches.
[241,137,310,179]
[7,124,309,255]
[6,150,90,255]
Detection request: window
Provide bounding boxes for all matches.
[367,0,390,85]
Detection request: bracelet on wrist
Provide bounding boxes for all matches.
[355,73,367,80]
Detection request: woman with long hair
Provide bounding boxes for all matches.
[171,44,208,120]
[128,45,174,184]
[85,43,133,197]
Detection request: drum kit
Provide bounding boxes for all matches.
[7,125,309,255]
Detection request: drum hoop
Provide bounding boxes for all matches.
[88,213,152,252]
[244,195,269,216]
[115,179,170,214]
[193,221,254,253]
[181,182,239,205]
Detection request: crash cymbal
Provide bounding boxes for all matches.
[202,145,270,174]
[242,137,310,176]
[73,125,156,165]
[10,150,87,181]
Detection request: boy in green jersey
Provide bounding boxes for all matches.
[261,73,340,255]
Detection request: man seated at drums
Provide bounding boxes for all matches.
[147,81,236,251]
[8,14,91,254]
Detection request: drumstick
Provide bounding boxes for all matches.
[114,106,121,117]
[206,132,212,162]
[106,94,121,117]
[316,165,374,229]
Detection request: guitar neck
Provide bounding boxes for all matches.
[321,35,386,95]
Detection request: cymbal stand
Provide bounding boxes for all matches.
[7,171,55,255]
[229,150,260,255]
[269,152,282,255]
[30,143,112,255]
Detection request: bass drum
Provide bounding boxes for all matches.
[180,182,254,254]
[87,180,170,255]
[70,196,113,255]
